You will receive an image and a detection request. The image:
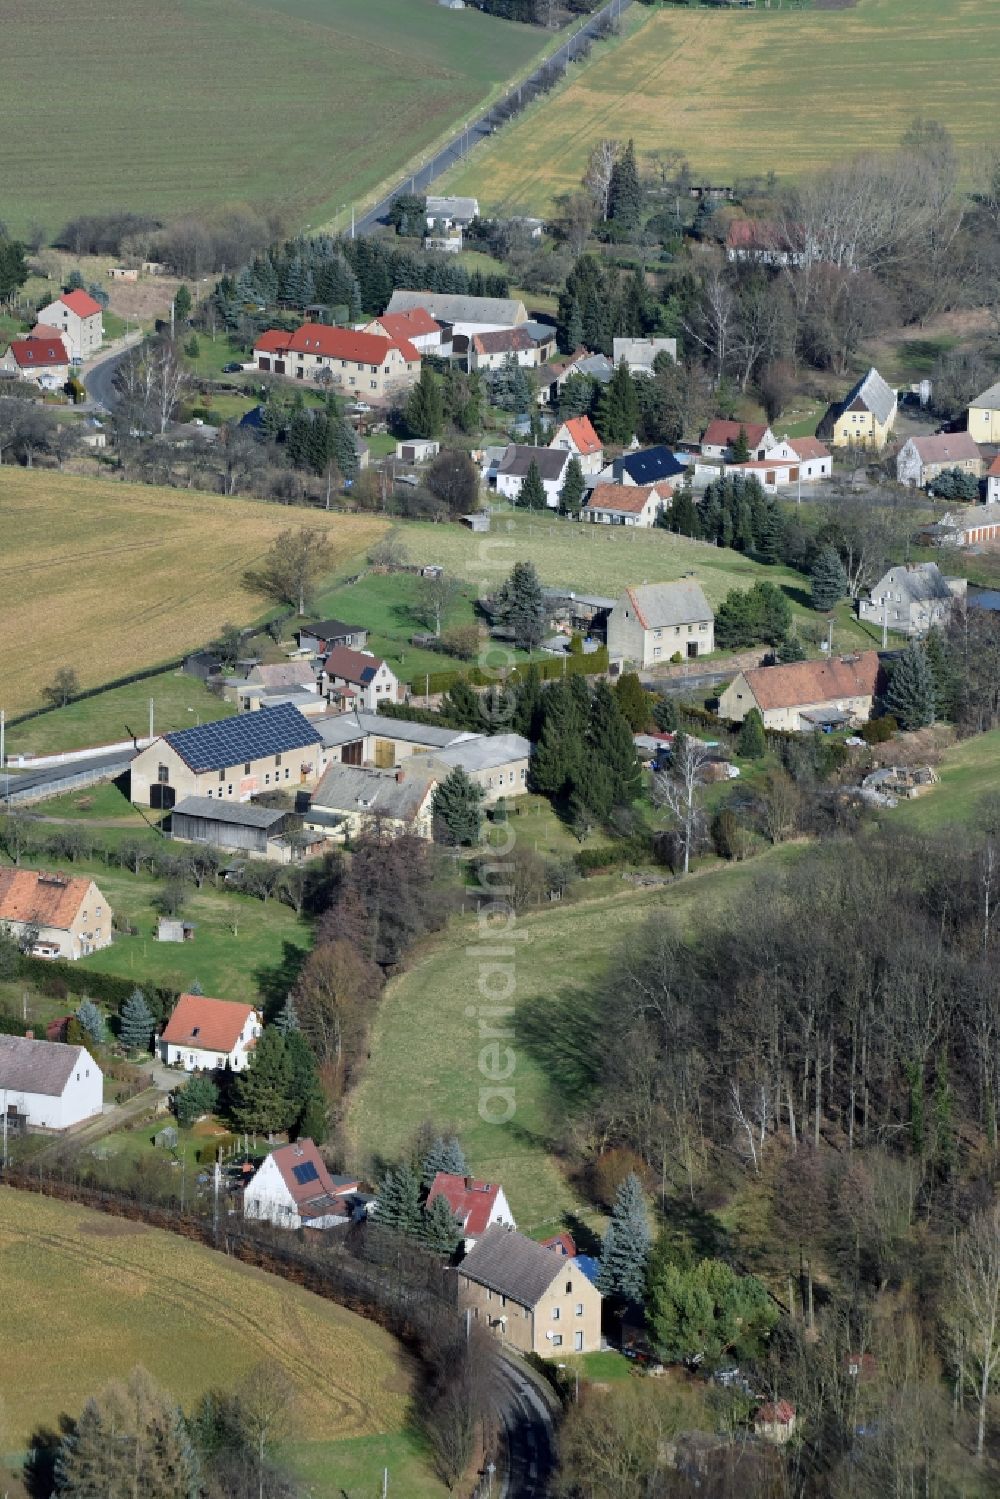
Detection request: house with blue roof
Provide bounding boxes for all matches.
[601,445,686,488]
[129,703,327,810]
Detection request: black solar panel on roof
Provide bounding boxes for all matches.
[163,704,321,773]
[292,1161,319,1186]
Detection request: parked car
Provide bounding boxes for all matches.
[222,362,243,373]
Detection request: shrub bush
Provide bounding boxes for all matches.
[861,715,898,745]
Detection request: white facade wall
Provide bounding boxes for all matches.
[244,1154,302,1228]
[495,471,563,508]
[161,1011,261,1072]
[323,659,399,712]
[2,1057,103,1129]
[37,299,103,361]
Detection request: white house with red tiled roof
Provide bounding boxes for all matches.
[244,1139,359,1229]
[253,323,420,398]
[159,993,262,1071]
[550,416,604,476]
[0,869,111,960]
[37,289,103,360]
[763,435,833,481]
[582,481,673,528]
[701,419,775,461]
[426,1172,515,1250]
[0,335,71,389]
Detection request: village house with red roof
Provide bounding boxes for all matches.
[244,1139,360,1230]
[319,646,400,713]
[550,415,604,475]
[158,993,262,1072]
[252,322,420,398]
[36,288,103,360]
[582,481,673,529]
[0,869,112,961]
[426,1172,516,1250]
[718,651,883,733]
[363,306,447,354]
[760,435,833,482]
[701,418,776,462]
[0,334,71,389]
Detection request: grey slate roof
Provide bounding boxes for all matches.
[386,289,526,328]
[171,797,291,829]
[310,765,435,821]
[163,704,321,774]
[498,445,569,482]
[612,336,677,367]
[970,380,1000,411]
[843,367,896,425]
[623,581,714,629]
[0,1034,90,1098]
[244,662,317,690]
[870,563,956,605]
[567,353,613,383]
[458,1225,564,1308]
[426,195,479,222]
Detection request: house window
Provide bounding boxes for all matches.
[275,753,282,767]
[552,1334,563,1348]
[566,1281,572,1294]
[228,785,233,795]
[576,1303,584,1316]
[219,768,225,782]
[552,1306,561,1320]
[156,763,170,784]
[244,762,252,774]
[574,1331,584,1351]
[265,773,270,785]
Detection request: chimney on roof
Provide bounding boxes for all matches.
[465,1176,476,1190]
[24,1029,34,1040]
[396,768,405,783]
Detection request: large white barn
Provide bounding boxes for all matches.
[0,1035,103,1130]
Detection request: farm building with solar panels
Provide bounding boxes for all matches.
[243,1139,361,1230]
[129,702,328,809]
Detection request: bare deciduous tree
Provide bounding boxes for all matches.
[652,734,712,876]
[950,1204,1000,1458]
[584,139,618,222]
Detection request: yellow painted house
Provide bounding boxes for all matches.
[824,367,897,450]
[968,380,1000,444]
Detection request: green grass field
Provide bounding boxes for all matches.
[390,510,869,653]
[886,728,1000,832]
[0,0,546,239]
[7,670,234,758]
[346,847,800,1236]
[443,0,1000,215]
[68,860,311,1006]
[0,1187,442,1496]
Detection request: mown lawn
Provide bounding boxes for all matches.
[0,1186,431,1498]
[443,0,1000,215]
[284,1430,448,1499]
[68,861,311,1007]
[21,781,144,822]
[345,846,802,1236]
[7,670,234,759]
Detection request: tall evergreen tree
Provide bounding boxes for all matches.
[231,1028,296,1135]
[810,545,849,611]
[375,1162,422,1236]
[420,1135,467,1188]
[597,1172,650,1302]
[405,364,444,439]
[730,425,751,463]
[431,767,485,846]
[666,486,702,538]
[56,1367,200,1499]
[759,502,785,564]
[596,359,639,446]
[608,139,643,233]
[75,998,104,1048]
[496,561,546,650]
[886,641,936,729]
[174,1074,219,1128]
[516,459,546,511]
[737,708,767,759]
[420,1193,464,1255]
[273,995,300,1035]
[586,680,642,818]
[614,672,652,731]
[529,680,588,800]
[558,456,586,517]
[119,988,155,1052]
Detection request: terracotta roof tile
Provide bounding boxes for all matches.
[0,869,97,929]
[161,993,258,1054]
[703,418,770,449]
[742,651,881,712]
[585,482,671,514]
[8,337,69,368]
[59,289,103,318]
[427,1172,505,1238]
[561,415,602,456]
[322,645,386,685]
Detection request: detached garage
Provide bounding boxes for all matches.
[0,1035,103,1131]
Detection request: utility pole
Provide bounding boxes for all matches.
[882,595,889,650]
[170,298,175,339]
[827,618,834,656]
[0,707,4,772]
[213,1159,221,1238]
[148,696,154,743]
[382,1468,388,1499]
[351,204,355,240]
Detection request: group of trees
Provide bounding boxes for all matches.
[528,675,641,824]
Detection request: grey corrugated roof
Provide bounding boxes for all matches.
[498,445,568,482]
[459,1225,564,1308]
[171,796,291,829]
[426,195,479,221]
[844,367,896,425]
[623,581,714,629]
[310,765,436,821]
[386,289,526,327]
[0,1035,92,1098]
[612,337,677,365]
[411,733,531,774]
[315,711,472,751]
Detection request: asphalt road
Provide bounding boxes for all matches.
[355,0,633,235]
[494,1355,558,1498]
[3,748,136,804]
[82,343,135,413]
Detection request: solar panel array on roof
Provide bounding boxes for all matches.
[163,704,321,773]
[292,1161,319,1186]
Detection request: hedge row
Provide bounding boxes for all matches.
[17,955,177,1021]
